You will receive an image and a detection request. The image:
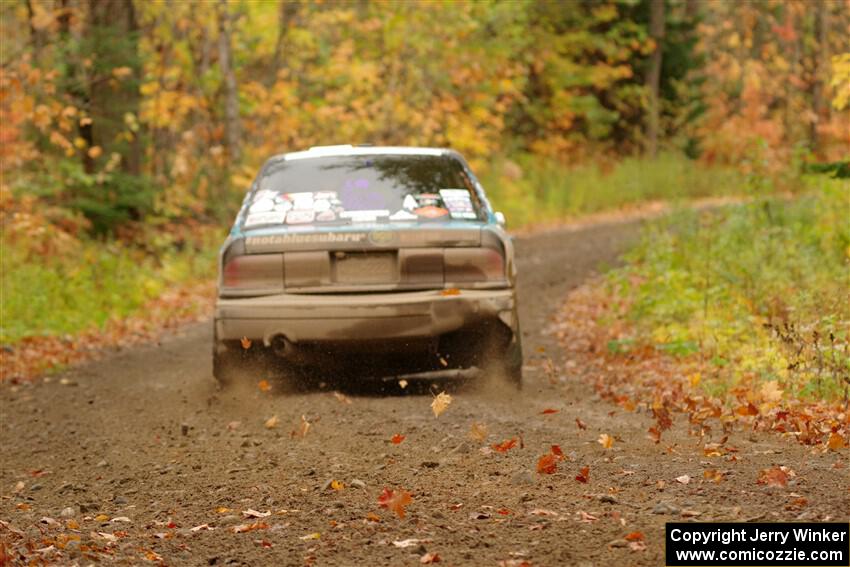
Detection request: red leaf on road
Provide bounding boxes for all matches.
[378,488,413,519]
[541,408,559,415]
[492,438,517,452]
[575,466,590,483]
[537,453,558,474]
[391,434,405,444]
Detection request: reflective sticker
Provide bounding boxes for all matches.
[251,189,277,203]
[403,194,418,210]
[315,210,336,222]
[389,209,418,221]
[244,211,287,227]
[313,199,331,212]
[285,209,315,224]
[414,206,449,218]
[273,200,293,212]
[340,210,390,222]
[249,198,275,213]
[440,188,475,219]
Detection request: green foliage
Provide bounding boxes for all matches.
[480,152,747,228]
[0,234,218,344]
[610,175,850,400]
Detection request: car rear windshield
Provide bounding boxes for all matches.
[241,154,485,229]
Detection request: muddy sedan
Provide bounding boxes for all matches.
[213,145,522,386]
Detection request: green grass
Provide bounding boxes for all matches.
[1,233,219,344]
[480,152,749,228]
[608,174,850,401]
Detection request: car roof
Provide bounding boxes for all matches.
[275,145,452,162]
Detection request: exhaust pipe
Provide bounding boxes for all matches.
[271,335,296,358]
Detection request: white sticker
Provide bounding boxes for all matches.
[249,198,275,213]
[314,191,337,201]
[251,189,277,203]
[286,210,315,224]
[403,194,418,211]
[244,211,287,227]
[340,210,390,222]
[389,210,418,221]
[273,200,293,212]
[313,199,331,212]
[440,188,475,217]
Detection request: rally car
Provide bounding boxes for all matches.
[213,145,522,387]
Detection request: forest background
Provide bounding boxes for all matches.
[0,0,848,365]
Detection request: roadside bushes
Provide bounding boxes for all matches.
[609,174,849,401]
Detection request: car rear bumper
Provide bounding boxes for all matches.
[214,288,517,345]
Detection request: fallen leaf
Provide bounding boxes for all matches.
[391,434,406,444]
[703,469,724,483]
[257,380,271,392]
[330,480,344,491]
[703,443,724,457]
[111,516,131,523]
[291,415,311,438]
[577,510,598,523]
[647,426,662,444]
[575,466,590,483]
[240,337,252,349]
[366,512,380,522]
[233,522,269,533]
[575,418,587,430]
[95,514,109,522]
[242,509,271,518]
[216,507,232,514]
[598,434,614,449]
[492,438,518,452]
[393,538,429,548]
[541,408,559,415]
[398,379,408,389]
[440,288,461,296]
[264,415,279,429]
[469,422,488,442]
[625,531,644,541]
[65,519,79,529]
[190,524,212,532]
[736,403,759,416]
[333,391,352,404]
[550,444,564,459]
[497,508,511,515]
[675,475,691,485]
[431,392,452,418]
[757,466,789,487]
[629,540,647,552]
[15,503,30,511]
[421,552,441,564]
[299,532,321,540]
[537,453,557,474]
[827,432,846,451]
[378,488,413,519]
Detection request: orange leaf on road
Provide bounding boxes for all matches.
[575,466,590,483]
[537,453,557,474]
[541,408,559,415]
[391,434,406,444]
[492,438,517,452]
[378,488,413,519]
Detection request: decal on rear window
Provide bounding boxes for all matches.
[242,154,484,228]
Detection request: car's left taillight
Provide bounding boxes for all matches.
[219,239,284,296]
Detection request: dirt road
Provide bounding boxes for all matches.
[2,220,847,566]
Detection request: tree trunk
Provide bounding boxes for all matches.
[87,0,141,175]
[217,0,241,162]
[270,0,299,84]
[645,0,665,157]
[810,2,829,155]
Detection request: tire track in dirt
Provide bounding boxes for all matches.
[2,219,847,566]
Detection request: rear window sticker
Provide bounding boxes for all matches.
[440,188,475,216]
[414,206,449,218]
[249,198,276,213]
[286,209,316,224]
[450,211,478,220]
[273,200,293,213]
[340,209,390,222]
[314,191,337,201]
[244,211,287,227]
[315,210,337,222]
[403,194,418,210]
[313,199,331,212]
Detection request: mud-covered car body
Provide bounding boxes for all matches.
[213,146,522,384]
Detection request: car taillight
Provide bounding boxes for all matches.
[221,254,284,291]
[444,247,506,283]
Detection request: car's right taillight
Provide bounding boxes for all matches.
[444,247,506,283]
[221,254,284,294]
